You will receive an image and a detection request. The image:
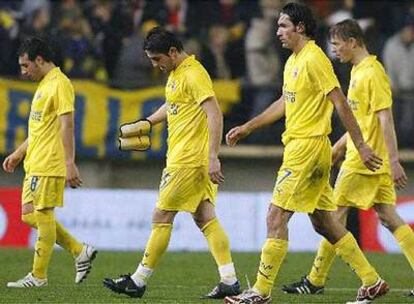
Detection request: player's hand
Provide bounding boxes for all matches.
[209,157,224,185]
[2,151,24,173]
[66,163,83,188]
[226,124,251,147]
[391,160,408,190]
[357,143,382,171]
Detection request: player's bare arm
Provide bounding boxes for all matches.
[376,108,408,189]
[2,139,28,173]
[328,87,382,171]
[226,95,285,147]
[147,103,167,125]
[201,96,224,185]
[332,133,347,167]
[60,112,83,188]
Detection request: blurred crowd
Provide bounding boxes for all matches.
[0,0,413,147]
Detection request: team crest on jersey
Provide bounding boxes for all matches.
[30,111,42,121]
[284,90,296,103]
[168,103,179,115]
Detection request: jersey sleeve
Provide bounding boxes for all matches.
[55,79,75,115]
[309,53,340,95]
[368,69,392,112]
[186,67,215,105]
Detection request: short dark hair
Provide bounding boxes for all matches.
[329,19,365,46]
[281,2,316,38]
[143,27,183,54]
[18,37,54,62]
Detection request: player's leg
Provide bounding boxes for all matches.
[103,208,176,298]
[21,202,83,257]
[8,177,56,287]
[283,206,349,294]
[32,207,56,280]
[254,205,292,296]
[310,209,388,302]
[194,200,240,298]
[7,202,49,288]
[225,205,292,304]
[133,208,176,284]
[20,176,96,283]
[374,203,414,272]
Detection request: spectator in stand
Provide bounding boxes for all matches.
[111,20,162,89]
[20,6,51,40]
[86,0,133,80]
[58,12,97,79]
[20,0,50,20]
[245,0,282,118]
[200,24,232,80]
[0,4,20,76]
[244,0,283,144]
[383,14,414,148]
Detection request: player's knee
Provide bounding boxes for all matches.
[376,208,402,232]
[21,212,37,228]
[266,210,288,236]
[152,208,176,223]
[22,202,34,215]
[312,220,328,237]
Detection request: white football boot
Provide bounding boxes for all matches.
[75,243,98,283]
[7,272,47,288]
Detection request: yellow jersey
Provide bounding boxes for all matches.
[165,55,215,167]
[282,40,340,144]
[342,55,392,175]
[24,67,75,176]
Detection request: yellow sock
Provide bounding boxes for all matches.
[394,224,414,270]
[202,218,232,266]
[22,213,82,258]
[32,209,56,279]
[253,238,288,296]
[56,222,83,258]
[334,232,378,286]
[308,239,336,287]
[22,213,37,228]
[141,223,172,268]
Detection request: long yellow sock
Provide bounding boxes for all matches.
[394,224,414,270]
[22,213,37,228]
[141,223,172,268]
[253,238,288,296]
[32,209,56,279]
[22,213,82,258]
[202,218,232,266]
[334,232,378,286]
[56,222,83,258]
[308,239,336,286]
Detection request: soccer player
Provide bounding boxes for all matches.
[103,27,240,299]
[3,38,97,288]
[282,19,414,299]
[223,3,388,304]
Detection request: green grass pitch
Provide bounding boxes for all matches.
[0,248,412,303]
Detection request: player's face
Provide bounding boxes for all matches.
[145,50,174,73]
[330,35,353,63]
[276,13,300,50]
[18,53,43,81]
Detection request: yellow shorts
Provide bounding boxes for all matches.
[156,166,218,213]
[272,136,336,213]
[334,169,396,210]
[22,175,65,210]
